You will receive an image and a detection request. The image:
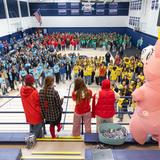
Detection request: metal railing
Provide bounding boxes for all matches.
[0,94,133,134]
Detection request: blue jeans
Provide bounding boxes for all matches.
[30,123,43,138]
[74,73,78,79]
[87,76,91,85]
[84,76,88,84]
[60,73,65,82]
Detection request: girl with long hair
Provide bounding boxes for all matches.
[72,78,92,136]
[39,76,63,138]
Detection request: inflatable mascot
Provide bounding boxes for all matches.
[130,11,160,146]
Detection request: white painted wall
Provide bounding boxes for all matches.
[31,16,128,27]
[128,0,159,37]
[0,19,9,36]
[0,0,130,37]
[0,0,32,37]
[0,17,32,37]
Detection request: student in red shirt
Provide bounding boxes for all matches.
[54,40,58,51]
[20,74,43,138]
[72,78,92,136]
[61,39,65,51]
[99,63,107,85]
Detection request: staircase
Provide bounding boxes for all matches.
[21,136,85,160]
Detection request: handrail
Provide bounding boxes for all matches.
[0,111,133,114]
[0,94,133,134]
[0,96,132,99]
[0,122,130,125]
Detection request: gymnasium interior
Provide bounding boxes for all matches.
[0,0,160,159]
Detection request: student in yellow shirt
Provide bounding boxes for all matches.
[121,70,128,80]
[107,61,113,79]
[135,60,143,75]
[95,65,100,85]
[110,66,117,84]
[129,81,136,93]
[127,69,134,81]
[136,78,142,88]
[137,72,145,82]
[86,65,92,85]
[123,57,130,69]
[130,56,135,69]
[83,66,88,84]
[116,65,122,82]
[73,63,79,79]
[117,91,125,122]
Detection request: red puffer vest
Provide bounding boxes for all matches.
[95,79,115,118]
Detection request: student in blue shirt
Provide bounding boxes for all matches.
[45,67,53,77]
[0,74,7,95]
[60,63,66,83]
[53,63,60,84]
[0,41,4,55]
[19,68,27,85]
[29,67,34,75]
[0,74,3,95]
[33,67,41,88]
[25,62,31,73]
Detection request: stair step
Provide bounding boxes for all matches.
[36,138,83,142]
[21,155,84,160]
[44,136,82,139]
[32,151,81,155]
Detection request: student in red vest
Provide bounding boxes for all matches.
[94,79,117,132]
[72,78,92,136]
[20,74,43,138]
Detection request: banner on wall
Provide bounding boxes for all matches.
[96,3,105,9]
[71,9,80,15]
[71,3,79,9]
[109,2,118,15]
[58,9,67,15]
[58,3,66,9]
[96,9,105,15]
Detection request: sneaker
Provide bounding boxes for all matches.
[25,135,36,149]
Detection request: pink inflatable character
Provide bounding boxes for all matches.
[130,40,160,145]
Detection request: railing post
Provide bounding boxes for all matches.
[81,117,84,135]
[62,81,74,130]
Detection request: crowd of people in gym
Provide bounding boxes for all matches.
[0,31,144,138]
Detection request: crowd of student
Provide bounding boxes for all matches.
[0,31,144,137]
[72,52,144,121]
[0,32,131,95]
[0,32,131,54]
